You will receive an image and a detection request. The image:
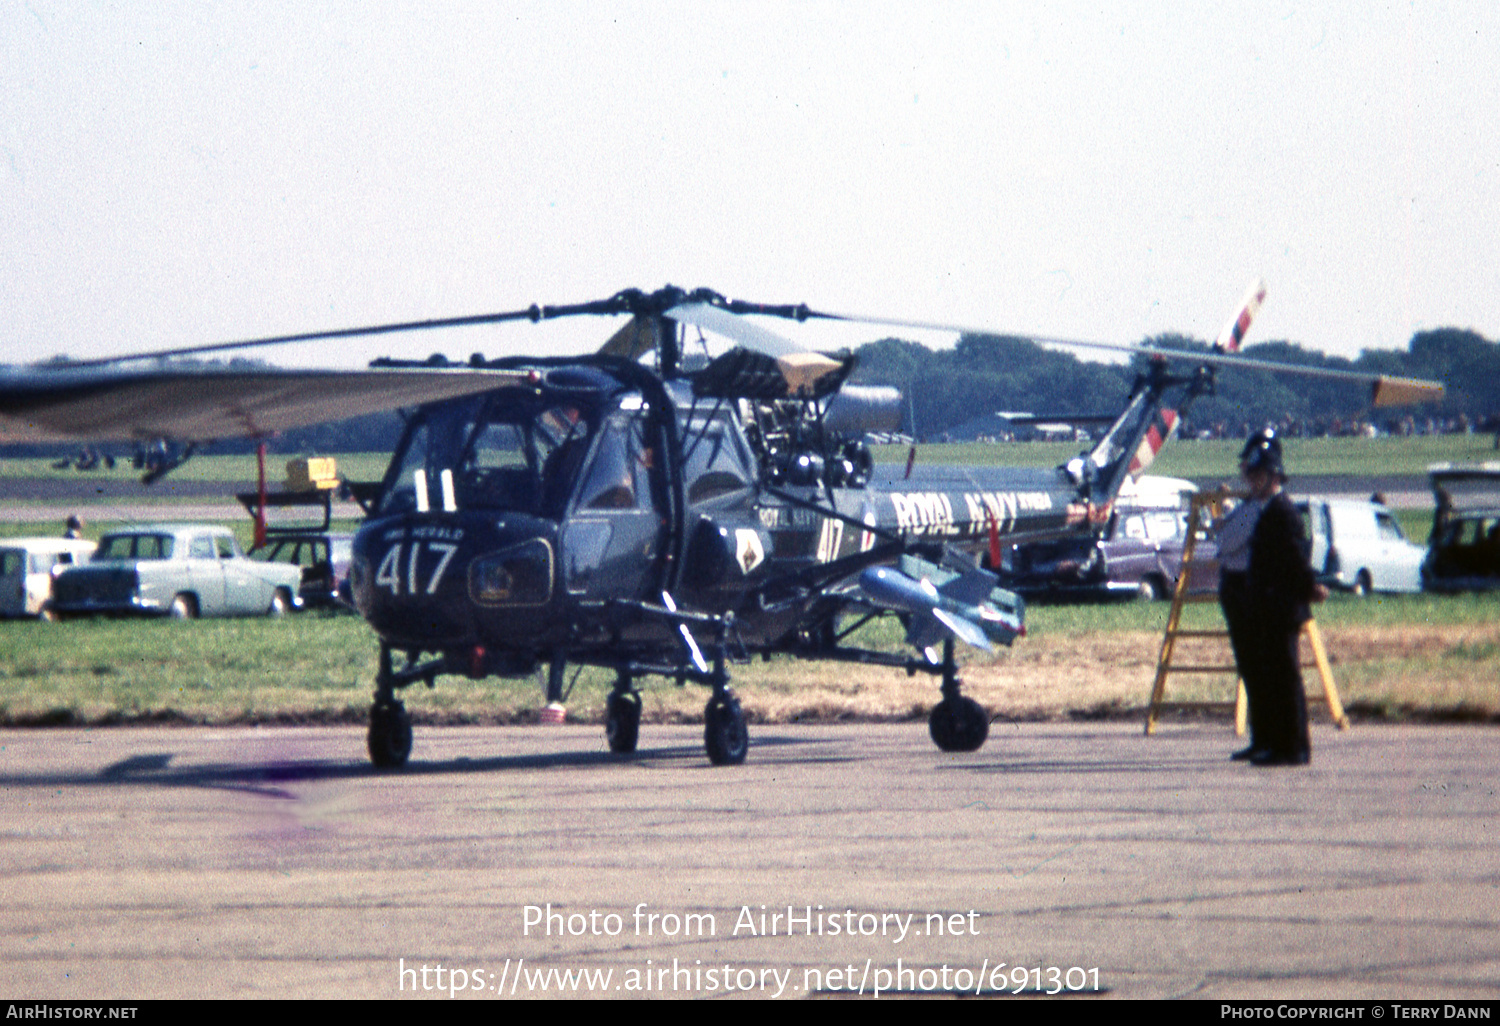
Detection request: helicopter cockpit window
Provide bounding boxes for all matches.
[536,407,592,515]
[576,411,651,511]
[379,398,593,516]
[380,403,465,515]
[457,422,536,510]
[681,409,754,505]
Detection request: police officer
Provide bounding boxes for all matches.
[1218,429,1325,766]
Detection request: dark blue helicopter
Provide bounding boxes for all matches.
[0,283,1441,767]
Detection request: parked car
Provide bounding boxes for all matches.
[1298,497,1426,595]
[1000,492,1213,602]
[51,524,303,618]
[0,537,97,618]
[1422,464,1500,593]
[249,532,354,609]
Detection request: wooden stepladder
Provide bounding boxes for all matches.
[1144,490,1349,735]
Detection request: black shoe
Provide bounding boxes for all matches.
[1250,749,1310,767]
[1230,745,1266,761]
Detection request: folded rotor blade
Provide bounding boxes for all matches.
[668,301,845,395]
[0,365,530,443]
[1370,374,1447,407]
[666,301,803,357]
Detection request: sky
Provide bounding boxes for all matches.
[3,1,1498,370]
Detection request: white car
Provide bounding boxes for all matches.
[0,537,98,618]
[1299,497,1426,595]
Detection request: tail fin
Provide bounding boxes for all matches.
[1214,278,1267,353]
[1127,277,1260,477]
[1072,369,1186,505]
[1125,406,1181,480]
[1073,280,1267,503]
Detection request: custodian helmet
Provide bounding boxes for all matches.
[1239,428,1285,480]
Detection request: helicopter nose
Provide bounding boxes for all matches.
[351,515,560,650]
[349,530,474,643]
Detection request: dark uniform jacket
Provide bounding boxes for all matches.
[1246,492,1317,631]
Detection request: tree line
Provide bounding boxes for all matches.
[847,327,1500,441]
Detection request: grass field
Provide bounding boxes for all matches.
[2,589,1495,730]
[874,433,1500,479]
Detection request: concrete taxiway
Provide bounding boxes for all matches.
[1,721,1496,1000]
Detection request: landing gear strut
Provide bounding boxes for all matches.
[628,594,750,765]
[927,639,989,753]
[368,643,415,769]
[697,611,748,765]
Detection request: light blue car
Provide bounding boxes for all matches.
[51,524,303,618]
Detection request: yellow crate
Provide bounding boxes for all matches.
[284,457,339,491]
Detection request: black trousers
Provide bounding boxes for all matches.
[1220,572,1310,756]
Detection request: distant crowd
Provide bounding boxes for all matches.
[1189,412,1500,442]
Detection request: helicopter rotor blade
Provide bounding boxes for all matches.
[1123,342,1443,407]
[50,290,663,370]
[40,281,1445,409]
[1369,376,1447,407]
[55,306,552,369]
[793,285,1444,407]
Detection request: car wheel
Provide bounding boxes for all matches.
[168,594,198,619]
[267,588,292,618]
[1352,570,1372,597]
[1134,578,1161,602]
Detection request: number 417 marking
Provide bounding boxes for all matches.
[375,542,458,595]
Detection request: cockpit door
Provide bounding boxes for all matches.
[560,409,665,600]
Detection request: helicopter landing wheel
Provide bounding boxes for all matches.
[368,699,413,769]
[928,697,989,753]
[605,689,642,753]
[703,694,748,766]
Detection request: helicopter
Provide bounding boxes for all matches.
[0,283,1443,767]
